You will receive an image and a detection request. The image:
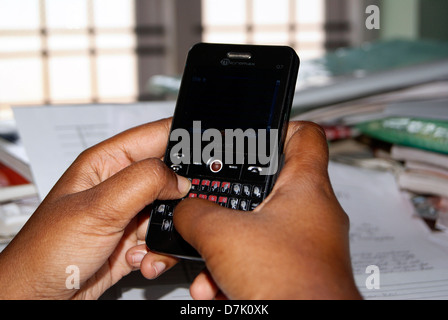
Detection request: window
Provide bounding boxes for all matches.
[0,0,137,106]
[1,0,337,106]
[202,0,326,60]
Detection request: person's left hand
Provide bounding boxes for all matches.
[0,118,189,299]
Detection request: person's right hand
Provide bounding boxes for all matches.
[173,121,362,300]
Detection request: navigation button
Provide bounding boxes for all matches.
[209,159,223,173]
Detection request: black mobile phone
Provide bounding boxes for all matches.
[145,43,299,260]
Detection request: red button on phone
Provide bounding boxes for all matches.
[209,159,223,173]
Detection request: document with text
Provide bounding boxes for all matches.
[13,102,175,200]
[329,161,448,299]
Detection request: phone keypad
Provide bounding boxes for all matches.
[150,178,264,232]
[186,179,263,210]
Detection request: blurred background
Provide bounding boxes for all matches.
[0,0,447,106]
[1,0,448,300]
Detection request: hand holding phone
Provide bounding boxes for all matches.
[176,121,362,300]
[144,43,300,260]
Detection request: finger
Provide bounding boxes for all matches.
[173,199,247,261]
[263,121,348,232]
[136,210,150,241]
[126,244,178,278]
[48,118,173,198]
[266,121,332,204]
[89,117,172,164]
[174,199,263,300]
[139,248,179,280]
[175,122,330,248]
[283,121,329,179]
[126,244,150,269]
[190,269,219,300]
[84,158,191,231]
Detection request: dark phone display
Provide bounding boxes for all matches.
[178,66,282,132]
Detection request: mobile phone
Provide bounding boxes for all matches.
[145,43,299,260]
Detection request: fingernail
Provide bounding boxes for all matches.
[177,175,191,195]
[152,261,166,278]
[131,251,146,266]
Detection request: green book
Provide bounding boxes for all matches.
[356,117,448,154]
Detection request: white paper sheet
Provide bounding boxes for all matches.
[329,162,448,299]
[13,102,175,200]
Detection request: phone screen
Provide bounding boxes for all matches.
[178,66,282,131]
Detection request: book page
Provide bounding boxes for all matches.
[13,102,175,200]
[329,161,448,299]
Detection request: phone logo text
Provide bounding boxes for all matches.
[220,58,255,67]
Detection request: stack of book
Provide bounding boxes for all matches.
[0,116,38,244]
[388,145,448,230]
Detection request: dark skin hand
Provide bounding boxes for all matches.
[0,118,361,300]
[0,118,183,299]
[173,121,362,299]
